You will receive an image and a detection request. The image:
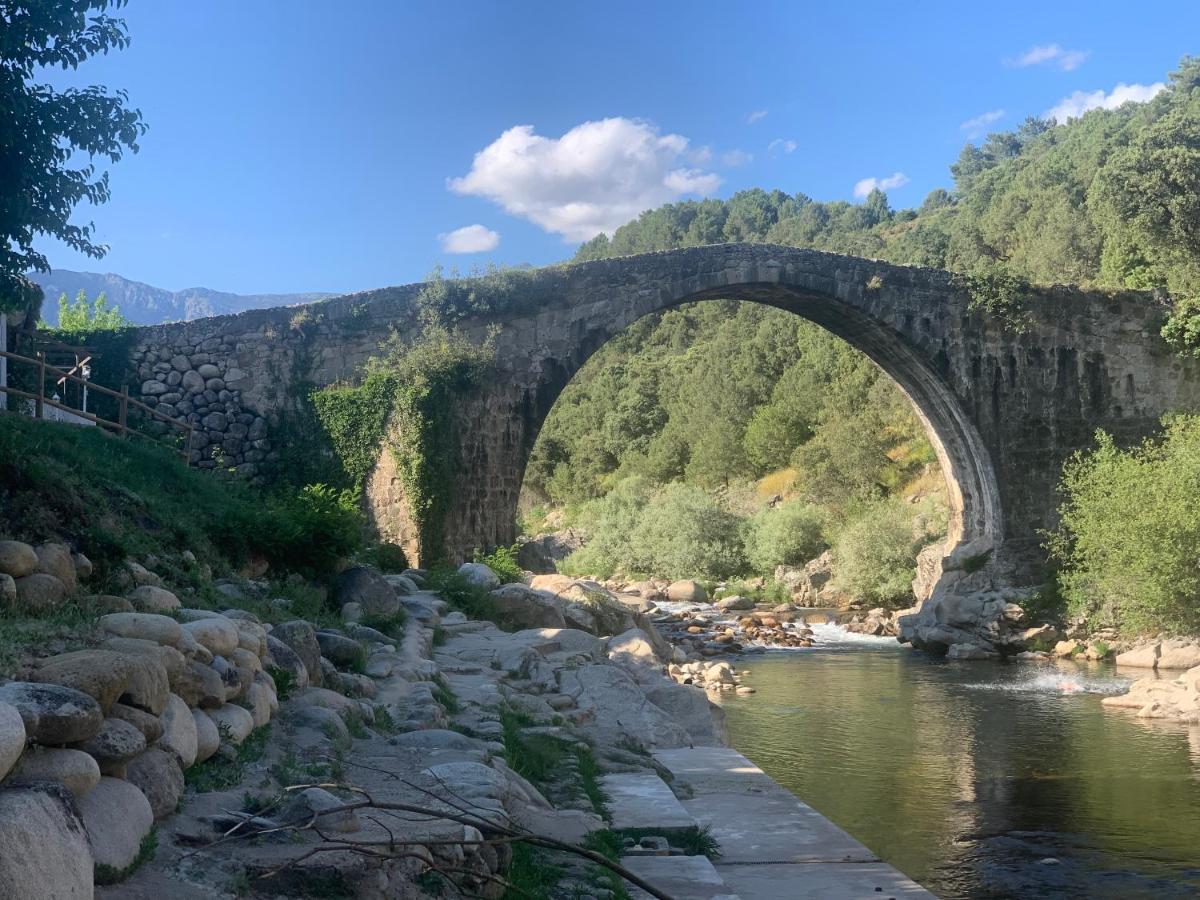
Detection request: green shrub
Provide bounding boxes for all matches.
[1048,417,1200,635]
[424,567,497,621]
[559,477,654,578]
[743,500,827,573]
[562,479,746,580]
[238,484,365,577]
[474,544,522,584]
[831,499,928,607]
[362,541,408,573]
[628,483,746,579]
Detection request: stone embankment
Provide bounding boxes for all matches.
[1098,638,1200,724]
[0,538,932,898]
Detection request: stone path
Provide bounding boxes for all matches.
[621,747,935,900]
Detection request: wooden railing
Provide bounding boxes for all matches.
[0,349,194,462]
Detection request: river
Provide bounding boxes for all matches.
[713,624,1200,899]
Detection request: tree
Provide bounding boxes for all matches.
[0,1,146,313]
[49,289,130,331]
[862,188,891,227]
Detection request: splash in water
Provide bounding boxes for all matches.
[966,669,1132,696]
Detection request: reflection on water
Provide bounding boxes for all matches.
[716,629,1200,899]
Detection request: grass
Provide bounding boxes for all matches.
[499,705,608,818]
[432,624,448,646]
[270,749,336,787]
[0,412,363,587]
[432,676,461,714]
[499,844,564,899]
[0,598,98,678]
[357,609,408,639]
[265,665,295,701]
[185,724,272,793]
[216,580,340,630]
[423,567,497,621]
[94,829,158,885]
[371,705,399,735]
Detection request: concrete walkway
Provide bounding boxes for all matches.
[620,747,935,899]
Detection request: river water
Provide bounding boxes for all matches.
[713,624,1200,899]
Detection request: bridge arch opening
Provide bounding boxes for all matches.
[512,283,1003,588]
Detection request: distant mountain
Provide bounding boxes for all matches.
[28,270,338,327]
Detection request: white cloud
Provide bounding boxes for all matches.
[1046,81,1166,123]
[721,149,753,167]
[447,118,722,242]
[747,109,769,124]
[767,138,797,156]
[438,224,500,254]
[853,172,910,199]
[960,109,1005,138]
[1008,43,1089,71]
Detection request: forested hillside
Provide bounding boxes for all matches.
[575,56,1200,297]
[521,57,1200,599]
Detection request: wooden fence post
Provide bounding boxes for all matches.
[119,385,129,437]
[35,352,45,419]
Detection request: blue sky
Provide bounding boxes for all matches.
[32,0,1200,295]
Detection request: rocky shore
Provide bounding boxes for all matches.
[0,542,761,898]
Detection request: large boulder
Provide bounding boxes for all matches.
[125,748,184,820]
[127,584,181,613]
[1158,639,1200,670]
[99,612,182,646]
[0,540,38,578]
[0,682,102,745]
[34,542,76,594]
[641,681,727,747]
[0,701,25,779]
[156,693,198,769]
[13,573,67,612]
[207,703,255,746]
[334,566,400,619]
[457,562,500,590]
[264,635,310,692]
[606,628,665,683]
[490,584,568,630]
[316,631,366,669]
[0,573,15,608]
[191,709,220,764]
[173,660,225,709]
[75,777,154,871]
[1116,642,1161,669]
[108,702,164,743]
[278,787,360,833]
[716,595,754,612]
[102,637,185,686]
[13,747,100,797]
[667,580,708,603]
[517,529,584,574]
[558,664,691,750]
[272,620,324,685]
[0,783,93,899]
[31,649,169,716]
[181,617,239,657]
[74,717,146,773]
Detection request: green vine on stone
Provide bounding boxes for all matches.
[311,267,522,560]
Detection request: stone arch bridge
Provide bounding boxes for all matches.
[130,244,1199,647]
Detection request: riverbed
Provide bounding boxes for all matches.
[715,625,1200,899]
